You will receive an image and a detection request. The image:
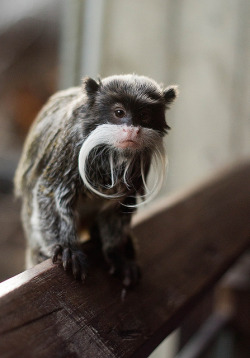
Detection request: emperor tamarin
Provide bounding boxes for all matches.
[14,74,178,286]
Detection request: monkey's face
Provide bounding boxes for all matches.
[79,74,178,202]
[83,74,177,148]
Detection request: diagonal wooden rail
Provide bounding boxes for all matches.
[0,161,250,358]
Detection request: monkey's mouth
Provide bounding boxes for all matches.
[116,140,139,149]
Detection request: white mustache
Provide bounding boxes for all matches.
[78,123,167,206]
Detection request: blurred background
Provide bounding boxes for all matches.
[0,0,249,356]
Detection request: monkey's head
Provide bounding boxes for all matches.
[78,74,178,204]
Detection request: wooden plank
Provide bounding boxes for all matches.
[0,161,250,358]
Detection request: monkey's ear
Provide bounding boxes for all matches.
[82,77,100,96]
[163,85,179,107]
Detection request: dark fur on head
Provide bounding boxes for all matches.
[82,74,177,135]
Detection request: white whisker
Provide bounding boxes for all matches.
[123,158,132,188]
[78,123,167,205]
[140,156,150,194]
[108,151,115,188]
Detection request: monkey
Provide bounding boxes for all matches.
[14,74,178,287]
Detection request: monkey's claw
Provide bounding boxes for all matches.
[52,244,63,263]
[122,261,141,287]
[110,261,141,287]
[52,245,88,282]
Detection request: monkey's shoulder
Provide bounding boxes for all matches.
[14,87,86,197]
[34,86,85,127]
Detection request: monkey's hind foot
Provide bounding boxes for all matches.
[110,261,141,288]
[52,244,88,282]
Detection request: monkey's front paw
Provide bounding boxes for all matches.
[110,261,141,287]
[52,245,88,282]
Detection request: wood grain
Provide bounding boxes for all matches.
[0,161,250,358]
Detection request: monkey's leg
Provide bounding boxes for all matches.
[95,199,140,287]
[29,181,88,281]
[25,247,48,268]
[20,198,47,269]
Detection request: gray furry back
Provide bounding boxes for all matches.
[14,87,85,198]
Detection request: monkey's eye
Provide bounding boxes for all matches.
[114,109,126,118]
[139,110,150,122]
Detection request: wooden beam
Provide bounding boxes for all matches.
[0,161,250,358]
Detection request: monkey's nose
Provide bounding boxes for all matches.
[122,125,140,135]
[117,125,141,149]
